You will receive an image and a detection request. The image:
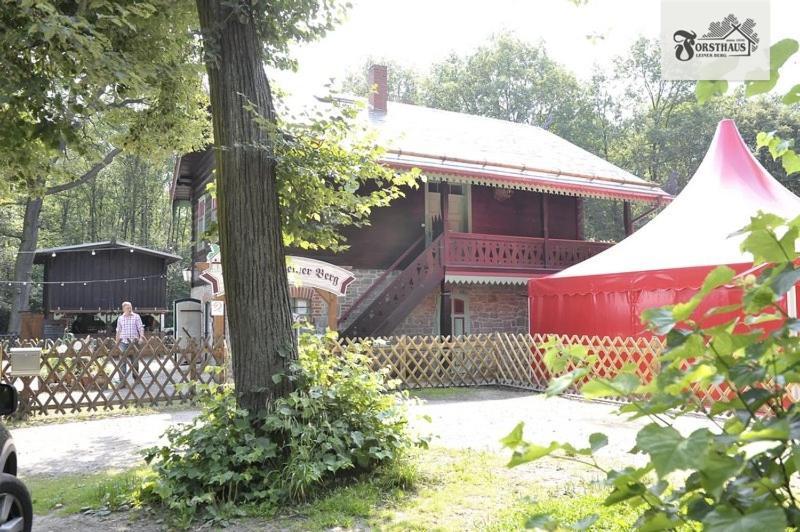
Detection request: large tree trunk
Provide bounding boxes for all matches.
[196,0,296,412]
[7,197,43,335]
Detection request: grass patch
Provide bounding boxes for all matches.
[276,448,636,531]
[25,467,153,515]
[407,387,473,400]
[27,449,638,530]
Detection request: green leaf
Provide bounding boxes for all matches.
[570,514,598,531]
[581,373,639,399]
[781,150,800,176]
[703,504,787,532]
[635,424,711,476]
[500,422,524,448]
[525,513,558,530]
[641,307,676,334]
[770,38,799,71]
[783,84,800,104]
[589,433,608,452]
[546,367,589,397]
[507,441,561,467]
[697,451,741,498]
[696,80,728,104]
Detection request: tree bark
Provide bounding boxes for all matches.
[196,0,296,412]
[7,197,43,335]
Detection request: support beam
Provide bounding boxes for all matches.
[542,194,550,268]
[623,201,633,236]
[314,288,339,332]
[576,197,584,240]
[439,182,452,337]
[439,282,452,337]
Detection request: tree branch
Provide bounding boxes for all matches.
[45,147,122,196]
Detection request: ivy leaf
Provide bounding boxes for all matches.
[571,514,598,531]
[696,80,728,104]
[634,424,711,476]
[703,504,787,532]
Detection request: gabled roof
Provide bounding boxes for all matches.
[359,99,670,203]
[171,96,671,205]
[34,241,181,264]
[545,119,800,281]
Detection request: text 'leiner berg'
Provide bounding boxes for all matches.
[286,266,340,287]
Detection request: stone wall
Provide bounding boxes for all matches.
[393,283,529,336]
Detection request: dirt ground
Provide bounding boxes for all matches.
[29,387,712,531]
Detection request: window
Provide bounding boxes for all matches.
[427,182,463,195]
[452,296,468,336]
[291,298,311,322]
[437,295,469,336]
[195,193,217,251]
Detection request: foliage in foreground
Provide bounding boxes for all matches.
[504,212,800,531]
[140,332,421,526]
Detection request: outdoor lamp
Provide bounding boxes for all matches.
[182,268,193,283]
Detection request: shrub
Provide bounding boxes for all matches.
[503,212,800,531]
[140,332,421,525]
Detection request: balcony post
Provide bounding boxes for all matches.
[439,182,452,337]
[576,197,584,240]
[623,201,633,236]
[542,194,549,268]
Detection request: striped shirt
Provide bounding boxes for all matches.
[117,312,144,342]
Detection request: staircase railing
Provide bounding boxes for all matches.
[338,234,425,327]
[342,236,444,338]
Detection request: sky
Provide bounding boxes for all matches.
[273,0,800,96]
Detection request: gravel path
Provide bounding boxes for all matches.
[15,410,199,477]
[26,387,713,531]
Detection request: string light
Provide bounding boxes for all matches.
[91,250,96,256]
[0,273,168,285]
[51,252,56,258]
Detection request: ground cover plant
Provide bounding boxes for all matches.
[504,212,800,530]
[138,332,422,526]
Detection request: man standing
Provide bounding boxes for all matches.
[116,301,145,385]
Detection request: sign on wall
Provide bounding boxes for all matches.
[286,256,355,297]
[210,300,225,316]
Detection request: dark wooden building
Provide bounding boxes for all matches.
[34,241,180,316]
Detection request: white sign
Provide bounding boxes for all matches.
[286,256,355,296]
[210,300,225,316]
[661,0,770,80]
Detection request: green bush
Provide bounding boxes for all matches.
[504,212,800,531]
[140,332,421,525]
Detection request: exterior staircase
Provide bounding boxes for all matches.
[341,235,444,338]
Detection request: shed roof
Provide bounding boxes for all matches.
[34,241,181,264]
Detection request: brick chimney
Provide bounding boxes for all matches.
[368,64,388,112]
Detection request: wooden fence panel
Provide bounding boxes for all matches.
[0,337,227,416]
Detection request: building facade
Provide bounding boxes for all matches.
[171,65,670,338]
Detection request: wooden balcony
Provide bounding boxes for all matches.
[444,232,612,273]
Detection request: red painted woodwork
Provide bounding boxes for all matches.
[341,236,444,338]
[445,232,612,271]
[470,187,544,237]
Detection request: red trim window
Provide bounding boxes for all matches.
[452,296,468,336]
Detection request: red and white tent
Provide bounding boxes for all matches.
[529,119,800,337]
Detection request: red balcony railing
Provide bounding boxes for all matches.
[445,232,612,271]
